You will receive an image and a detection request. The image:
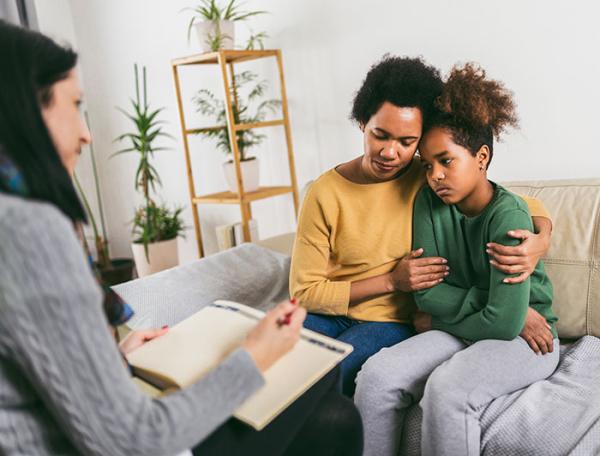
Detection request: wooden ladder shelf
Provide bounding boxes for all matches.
[171,49,300,257]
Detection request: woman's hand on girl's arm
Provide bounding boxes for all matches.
[520,307,554,354]
[349,249,448,305]
[390,248,449,292]
[119,327,170,355]
[486,216,552,284]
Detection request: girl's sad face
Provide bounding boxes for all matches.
[419,126,491,216]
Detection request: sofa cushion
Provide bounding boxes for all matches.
[256,232,296,257]
[503,179,600,338]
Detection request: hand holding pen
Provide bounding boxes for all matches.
[243,298,306,372]
[277,297,298,327]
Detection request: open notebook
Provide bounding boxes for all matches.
[126,300,353,430]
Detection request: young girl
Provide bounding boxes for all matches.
[354,63,559,456]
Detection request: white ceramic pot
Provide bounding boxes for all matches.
[194,20,235,53]
[131,238,179,278]
[223,157,260,193]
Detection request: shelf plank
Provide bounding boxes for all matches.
[172,50,279,66]
[186,125,227,134]
[234,119,284,131]
[186,119,285,135]
[193,186,293,204]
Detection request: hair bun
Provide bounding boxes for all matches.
[435,63,518,138]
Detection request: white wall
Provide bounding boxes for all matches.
[33,0,109,250]
[0,1,21,25]
[34,0,75,40]
[40,0,600,262]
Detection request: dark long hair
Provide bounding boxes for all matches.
[0,20,86,222]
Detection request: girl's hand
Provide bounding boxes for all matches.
[390,248,449,292]
[520,307,554,354]
[486,228,550,284]
[243,300,306,372]
[413,311,432,333]
[119,326,169,355]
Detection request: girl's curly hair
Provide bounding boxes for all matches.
[429,63,519,166]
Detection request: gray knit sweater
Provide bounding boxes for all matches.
[0,193,265,455]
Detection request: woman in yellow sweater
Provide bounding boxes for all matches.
[289,55,554,396]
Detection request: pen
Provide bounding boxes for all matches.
[277,298,297,327]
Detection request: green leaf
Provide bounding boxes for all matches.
[114,65,173,205]
[230,10,266,21]
[110,148,138,158]
[223,0,236,19]
[147,107,165,124]
[116,107,139,126]
[186,16,197,42]
[248,80,267,100]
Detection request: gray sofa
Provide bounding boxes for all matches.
[115,178,600,455]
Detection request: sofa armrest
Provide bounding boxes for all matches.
[255,232,295,257]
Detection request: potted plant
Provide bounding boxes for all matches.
[193,70,281,193]
[115,64,185,277]
[73,115,135,286]
[130,203,184,277]
[184,0,266,52]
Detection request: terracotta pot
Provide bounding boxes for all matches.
[131,238,179,278]
[223,157,260,193]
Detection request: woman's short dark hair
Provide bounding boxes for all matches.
[0,20,86,222]
[351,55,443,128]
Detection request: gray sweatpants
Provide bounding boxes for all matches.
[354,330,560,456]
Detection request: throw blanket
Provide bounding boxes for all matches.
[113,243,290,329]
[401,336,600,455]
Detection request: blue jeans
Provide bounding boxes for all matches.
[304,313,415,396]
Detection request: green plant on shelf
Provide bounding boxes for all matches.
[193,70,281,162]
[206,29,267,51]
[183,0,268,51]
[205,30,233,52]
[245,30,268,50]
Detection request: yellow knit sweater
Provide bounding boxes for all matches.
[289,158,550,323]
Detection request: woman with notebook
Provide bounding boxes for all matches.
[0,21,361,456]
